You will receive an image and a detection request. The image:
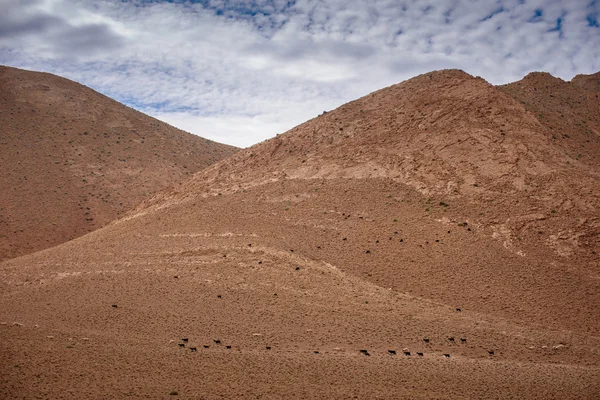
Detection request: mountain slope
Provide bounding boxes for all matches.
[572,71,600,93]
[499,71,600,170]
[0,65,238,260]
[1,69,599,399]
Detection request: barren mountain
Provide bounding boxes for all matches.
[1,69,599,399]
[499,71,600,169]
[0,66,237,260]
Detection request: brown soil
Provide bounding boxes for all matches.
[1,69,599,399]
[0,66,238,261]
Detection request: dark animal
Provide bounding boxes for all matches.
[359,349,370,356]
[190,347,197,352]
[111,304,118,308]
[388,350,397,355]
[488,350,495,356]
[456,308,461,312]
[314,351,320,354]
[448,337,455,342]
[203,345,210,349]
[365,250,371,254]
[417,352,424,357]
[460,338,467,343]
[178,343,185,348]
[226,345,232,349]
[423,338,430,343]
[403,351,411,356]
[295,267,300,271]
[266,346,271,350]
[214,339,221,345]
[443,354,450,358]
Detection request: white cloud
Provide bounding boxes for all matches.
[1,0,599,148]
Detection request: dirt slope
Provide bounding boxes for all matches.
[1,69,599,399]
[572,71,600,93]
[0,65,238,260]
[499,71,600,170]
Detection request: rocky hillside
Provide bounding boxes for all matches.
[1,69,599,399]
[0,66,238,260]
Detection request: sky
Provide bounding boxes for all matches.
[1,0,599,148]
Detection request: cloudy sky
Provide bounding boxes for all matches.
[1,0,599,147]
